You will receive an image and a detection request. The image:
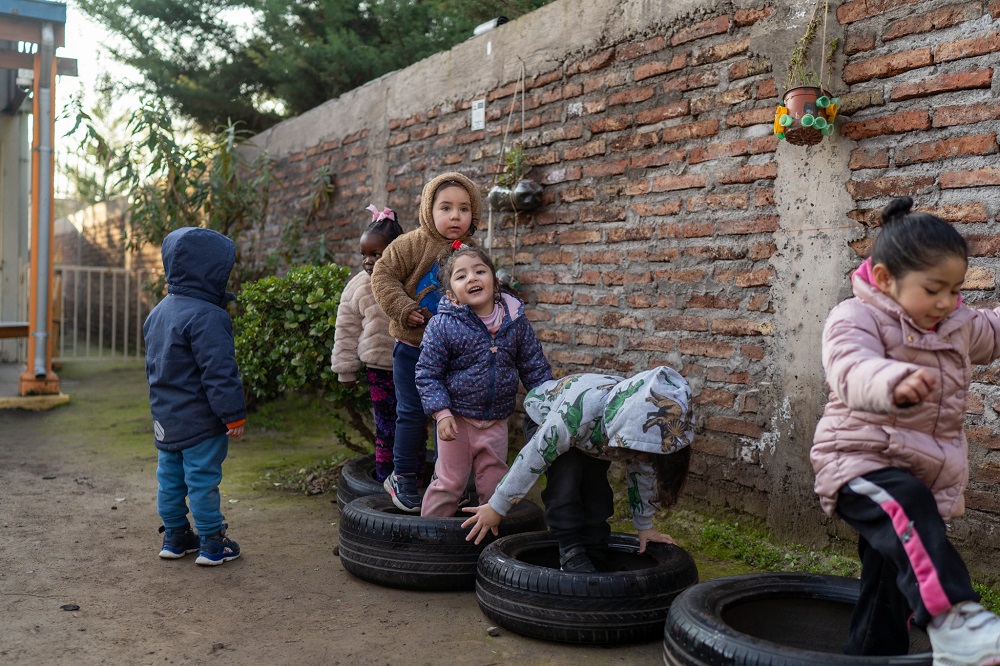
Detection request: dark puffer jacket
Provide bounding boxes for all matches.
[143,227,246,452]
[415,292,551,421]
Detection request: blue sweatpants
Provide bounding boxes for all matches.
[157,434,229,536]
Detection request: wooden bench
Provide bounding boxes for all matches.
[0,322,29,339]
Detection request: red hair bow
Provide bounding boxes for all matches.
[451,240,467,250]
[366,204,395,223]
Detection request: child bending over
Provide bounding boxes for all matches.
[463,366,693,572]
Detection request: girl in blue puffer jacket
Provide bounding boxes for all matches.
[415,242,551,518]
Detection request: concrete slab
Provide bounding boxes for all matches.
[0,362,70,410]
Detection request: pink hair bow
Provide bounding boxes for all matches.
[366,204,395,222]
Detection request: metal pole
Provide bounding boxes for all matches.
[30,23,54,378]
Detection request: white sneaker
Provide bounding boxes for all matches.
[928,601,1000,666]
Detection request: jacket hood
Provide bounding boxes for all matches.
[418,172,481,241]
[523,366,695,455]
[161,227,236,307]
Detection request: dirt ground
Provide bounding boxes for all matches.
[0,365,664,666]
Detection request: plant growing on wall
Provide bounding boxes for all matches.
[773,0,840,146]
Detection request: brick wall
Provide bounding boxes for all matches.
[251,0,1000,569]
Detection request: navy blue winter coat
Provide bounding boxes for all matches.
[416,292,551,420]
[143,227,246,452]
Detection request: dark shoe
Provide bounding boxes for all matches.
[384,473,421,513]
[158,523,199,559]
[195,525,240,566]
[560,550,597,573]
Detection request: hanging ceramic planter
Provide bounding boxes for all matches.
[774,86,839,146]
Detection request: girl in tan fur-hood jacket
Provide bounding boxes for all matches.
[370,172,481,513]
[811,197,1000,664]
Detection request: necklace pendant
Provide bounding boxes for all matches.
[490,346,498,353]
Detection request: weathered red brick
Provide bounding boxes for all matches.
[849,147,891,170]
[562,140,607,161]
[840,109,931,140]
[935,30,1000,63]
[610,132,660,152]
[634,54,688,81]
[686,293,742,309]
[838,0,924,24]
[582,159,630,178]
[559,230,603,245]
[579,205,627,223]
[636,101,690,125]
[712,318,774,336]
[726,107,774,127]
[692,38,750,66]
[933,102,1000,127]
[844,49,934,84]
[559,186,596,203]
[742,344,766,361]
[708,416,763,438]
[566,48,616,76]
[729,57,771,81]
[616,35,668,61]
[844,30,877,55]
[686,193,750,212]
[895,134,997,166]
[654,315,709,332]
[885,4,983,41]
[891,69,993,101]
[627,336,675,353]
[661,119,720,144]
[536,329,571,344]
[718,164,778,185]
[940,167,1000,189]
[590,115,633,134]
[689,139,751,164]
[650,173,709,192]
[630,149,686,169]
[632,200,684,217]
[846,175,936,200]
[609,85,657,106]
[680,339,735,359]
[661,70,720,93]
[671,15,730,45]
[735,269,773,287]
[602,311,645,329]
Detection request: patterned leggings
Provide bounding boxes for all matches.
[367,368,397,482]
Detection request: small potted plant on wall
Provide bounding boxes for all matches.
[774,0,840,146]
[487,143,543,212]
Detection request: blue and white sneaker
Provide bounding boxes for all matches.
[384,472,421,513]
[158,523,200,559]
[195,525,241,566]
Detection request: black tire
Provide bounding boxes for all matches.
[336,453,382,511]
[335,453,479,511]
[662,572,933,665]
[476,531,699,645]
[338,494,544,591]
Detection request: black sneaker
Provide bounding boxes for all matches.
[195,525,241,566]
[560,551,597,573]
[158,523,200,559]
[384,473,421,513]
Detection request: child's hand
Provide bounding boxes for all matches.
[637,527,675,553]
[894,368,937,407]
[406,309,426,327]
[437,416,458,441]
[227,425,245,440]
[461,504,502,544]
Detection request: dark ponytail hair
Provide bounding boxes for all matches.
[652,445,690,510]
[871,197,967,278]
[364,214,404,245]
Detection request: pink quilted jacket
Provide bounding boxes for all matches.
[811,274,1000,520]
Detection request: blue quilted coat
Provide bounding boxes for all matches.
[416,292,551,420]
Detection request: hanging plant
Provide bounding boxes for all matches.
[487,143,542,212]
[774,0,840,146]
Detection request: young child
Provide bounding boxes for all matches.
[811,197,1000,663]
[415,242,552,518]
[462,366,694,573]
[331,205,404,482]
[371,171,481,512]
[143,227,246,566]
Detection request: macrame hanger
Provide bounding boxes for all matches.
[487,58,527,264]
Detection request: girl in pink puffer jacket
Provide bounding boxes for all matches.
[812,197,1000,665]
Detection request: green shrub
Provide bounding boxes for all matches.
[234,263,354,406]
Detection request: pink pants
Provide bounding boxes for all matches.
[420,416,508,518]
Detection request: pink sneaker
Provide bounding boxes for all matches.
[928,601,1000,666]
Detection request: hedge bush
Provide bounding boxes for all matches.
[234,263,354,406]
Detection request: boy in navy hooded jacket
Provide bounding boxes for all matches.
[144,227,246,566]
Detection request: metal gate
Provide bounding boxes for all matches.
[54,265,159,362]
